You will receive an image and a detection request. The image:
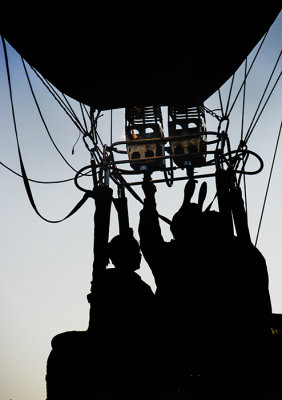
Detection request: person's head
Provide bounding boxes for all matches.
[202,210,232,239]
[170,203,202,240]
[108,230,141,272]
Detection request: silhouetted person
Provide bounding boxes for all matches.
[47,187,156,400]
[139,178,272,398]
[138,179,212,395]
[201,209,272,399]
[139,178,208,318]
[88,229,154,332]
[87,229,156,399]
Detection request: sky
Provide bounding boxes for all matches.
[0,14,281,400]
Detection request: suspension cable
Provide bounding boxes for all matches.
[2,37,92,223]
[255,121,282,246]
[241,58,248,141]
[93,112,106,151]
[217,88,224,117]
[21,58,78,172]
[79,102,89,132]
[29,64,87,135]
[244,53,281,143]
[0,160,75,184]
[60,91,84,127]
[241,58,248,218]
[109,168,171,225]
[110,109,113,146]
[225,73,235,117]
[71,103,90,155]
[243,172,248,217]
[227,30,270,118]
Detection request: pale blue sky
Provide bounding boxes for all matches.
[0,14,281,400]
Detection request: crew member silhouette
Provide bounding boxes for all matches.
[139,178,207,318]
[139,178,211,395]
[139,178,272,398]
[90,229,156,398]
[89,229,154,333]
[47,186,156,400]
[87,186,156,399]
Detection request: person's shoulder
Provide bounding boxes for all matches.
[233,237,268,271]
[132,272,154,291]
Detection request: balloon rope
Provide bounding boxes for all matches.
[29,64,87,135]
[217,88,224,117]
[21,57,78,172]
[255,121,282,246]
[2,36,92,223]
[110,109,113,145]
[224,73,235,117]
[241,58,248,218]
[244,52,281,143]
[240,58,248,141]
[227,31,269,118]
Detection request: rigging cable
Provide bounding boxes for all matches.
[61,91,86,129]
[203,106,222,121]
[71,103,91,155]
[91,110,106,153]
[21,57,78,172]
[224,72,236,117]
[217,88,224,117]
[110,109,113,146]
[244,51,281,144]
[241,58,248,216]
[227,30,270,118]
[255,121,281,246]
[0,160,74,184]
[2,37,93,223]
[82,108,104,160]
[109,168,171,225]
[241,58,248,141]
[79,102,88,132]
[29,64,88,136]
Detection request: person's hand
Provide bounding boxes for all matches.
[183,178,195,203]
[142,180,157,198]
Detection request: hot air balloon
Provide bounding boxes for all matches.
[0,7,281,399]
[1,8,280,110]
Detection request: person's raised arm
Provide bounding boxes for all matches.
[92,185,113,278]
[138,181,165,275]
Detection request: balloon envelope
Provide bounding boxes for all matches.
[2,8,280,110]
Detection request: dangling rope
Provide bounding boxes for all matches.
[79,102,89,132]
[0,159,74,184]
[72,102,91,154]
[19,42,96,159]
[21,57,78,172]
[255,121,282,246]
[28,63,88,136]
[2,36,93,223]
